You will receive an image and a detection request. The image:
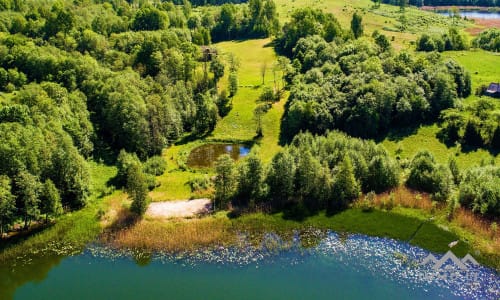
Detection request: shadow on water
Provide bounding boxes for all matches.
[0,254,65,300]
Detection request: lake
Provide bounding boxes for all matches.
[4,232,499,300]
[187,144,250,168]
[437,10,500,19]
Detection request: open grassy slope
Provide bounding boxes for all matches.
[274,0,470,49]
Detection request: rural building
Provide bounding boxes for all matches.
[486,83,500,98]
[200,46,218,62]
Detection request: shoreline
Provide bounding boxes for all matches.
[421,6,500,12]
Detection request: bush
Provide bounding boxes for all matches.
[143,156,167,176]
[473,28,500,52]
[406,151,452,201]
[459,166,500,218]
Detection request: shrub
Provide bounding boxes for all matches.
[459,166,500,218]
[143,156,167,176]
[406,150,452,201]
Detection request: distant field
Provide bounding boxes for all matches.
[274,0,471,49]
[443,49,500,91]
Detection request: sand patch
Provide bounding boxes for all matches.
[146,199,212,219]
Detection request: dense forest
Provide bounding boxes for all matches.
[0,0,279,234]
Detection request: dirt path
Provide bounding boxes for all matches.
[146,199,212,219]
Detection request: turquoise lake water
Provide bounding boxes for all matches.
[4,233,500,300]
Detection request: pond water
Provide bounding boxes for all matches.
[437,10,500,19]
[187,144,250,168]
[4,232,499,300]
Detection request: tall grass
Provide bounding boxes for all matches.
[110,216,235,252]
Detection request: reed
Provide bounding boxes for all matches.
[110,217,235,252]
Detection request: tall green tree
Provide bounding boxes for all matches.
[351,12,363,39]
[214,154,236,211]
[210,55,225,88]
[15,171,41,229]
[40,179,62,223]
[236,151,264,207]
[266,150,295,210]
[330,155,360,213]
[0,175,16,235]
[127,163,150,216]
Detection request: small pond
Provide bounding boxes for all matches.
[187,144,250,168]
[437,10,500,19]
[3,232,499,299]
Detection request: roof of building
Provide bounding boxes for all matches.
[486,83,500,94]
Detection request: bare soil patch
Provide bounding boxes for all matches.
[466,18,500,35]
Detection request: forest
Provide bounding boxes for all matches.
[0,0,280,234]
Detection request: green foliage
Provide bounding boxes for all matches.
[473,28,500,52]
[406,151,452,202]
[210,55,225,86]
[187,175,211,193]
[416,28,469,52]
[40,179,62,222]
[330,155,360,213]
[459,165,500,218]
[235,150,265,207]
[351,12,363,39]
[127,163,150,216]
[210,0,279,42]
[132,7,169,31]
[15,171,41,228]
[143,156,167,177]
[214,154,236,210]
[280,32,470,142]
[276,8,342,56]
[228,71,238,97]
[438,99,499,151]
[266,150,295,210]
[0,175,15,235]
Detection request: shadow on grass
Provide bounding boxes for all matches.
[0,222,54,251]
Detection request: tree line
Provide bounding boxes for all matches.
[214,131,400,217]
[213,132,499,219]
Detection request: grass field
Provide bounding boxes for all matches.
[150,38,286,202]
